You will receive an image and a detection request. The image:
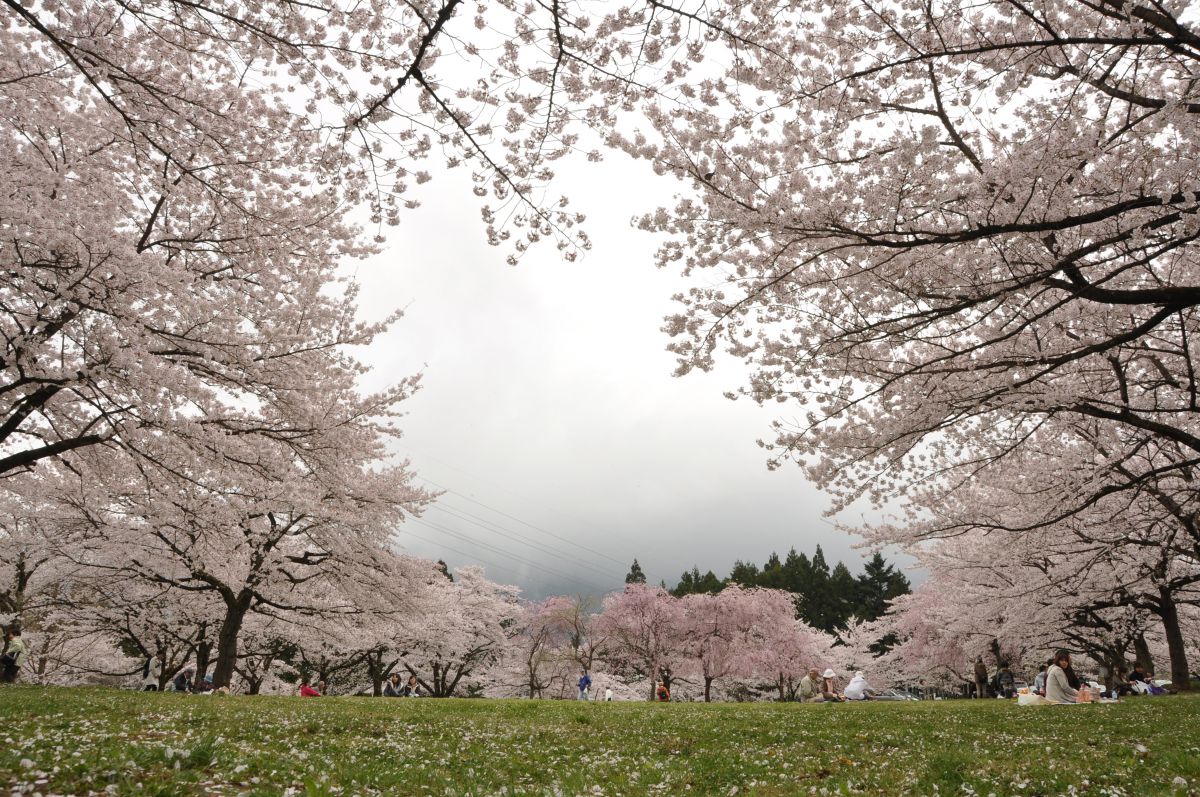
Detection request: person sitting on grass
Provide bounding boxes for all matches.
[401,675,421,697]
[1033,663,1049,696]
[299,680,322,697]
[1107,666,1133,699]
[843,671,875,701]
[997,663,1016,698]
[1,626,27,684]
[821,669,843,702]
[172,668,194,693]
[383,673,405,697]
[1046,650,1089,703]
[799,668,825,703]
[193,674,214,694]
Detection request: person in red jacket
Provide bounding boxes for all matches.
[299,681,322,697]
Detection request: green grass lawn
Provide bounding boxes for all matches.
[1,687,1197,796]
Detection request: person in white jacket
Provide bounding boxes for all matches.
[843,670,875,701]
[142,653,163,692]
[1045,650,1081,703]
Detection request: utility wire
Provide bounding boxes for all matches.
[418,476,633,568]
[396,530,527,584]
[427,502,626,581]
[405,516,614,593]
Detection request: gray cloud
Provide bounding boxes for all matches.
[351,156,885,598]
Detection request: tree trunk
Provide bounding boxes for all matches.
[704,676,713,702]
[366,651,386,697]
[195,623,213,683]
[156,643,173,691]
[433,662,447,697]
[1102,648,1121,693]
[210,591,252,689]
[1133,633,1154,676]
[1158,588,1191,691]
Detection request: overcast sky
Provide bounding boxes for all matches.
[350,149,893,599]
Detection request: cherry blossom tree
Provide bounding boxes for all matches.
[864,510,1193,691]
[680,585,793,702]
[583,1,1200,691]
[599,0,1200,497]
[398,566,520,697]
[855,420,1200,688]
[498,595,578,699]
[3,0,609,486]
[596,583,685,700]
[745,592,834,702]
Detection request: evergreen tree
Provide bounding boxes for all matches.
[855,552,911,621]
[671,567,699,597]
[624,559,647,584]
[782,548,812,595]
[696,570,723,594]
[727,559,760,586]
[758,552,785,589]
[666,547,910,635]
[796,545,834,631]
[672,566,725,596]
[828,561,858,629]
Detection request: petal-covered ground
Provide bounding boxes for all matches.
[1,687,1197,796]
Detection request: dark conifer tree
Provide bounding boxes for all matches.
[624,559,647,584]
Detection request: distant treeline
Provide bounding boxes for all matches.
[626,548,911,634]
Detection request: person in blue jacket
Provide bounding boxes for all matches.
[577,669,592,700]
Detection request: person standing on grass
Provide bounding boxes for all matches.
[142,653,164,691]
[1045,650,1081,703]
[578,669,592,700]
[973,656,988,698]
[655,680,670,702]
[1,626,27,683]
[604,686,613,702]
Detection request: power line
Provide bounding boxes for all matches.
[426,501,626,582]
[418,476,633,569]
[404,516,614,593]
[395,530,527,584]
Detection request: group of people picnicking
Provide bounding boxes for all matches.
[1,620,1173,704]
[974,650,1169,704]
[165,668,217,694]
[795,667,877,702]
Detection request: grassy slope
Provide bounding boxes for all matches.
[1,687,1197,796]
